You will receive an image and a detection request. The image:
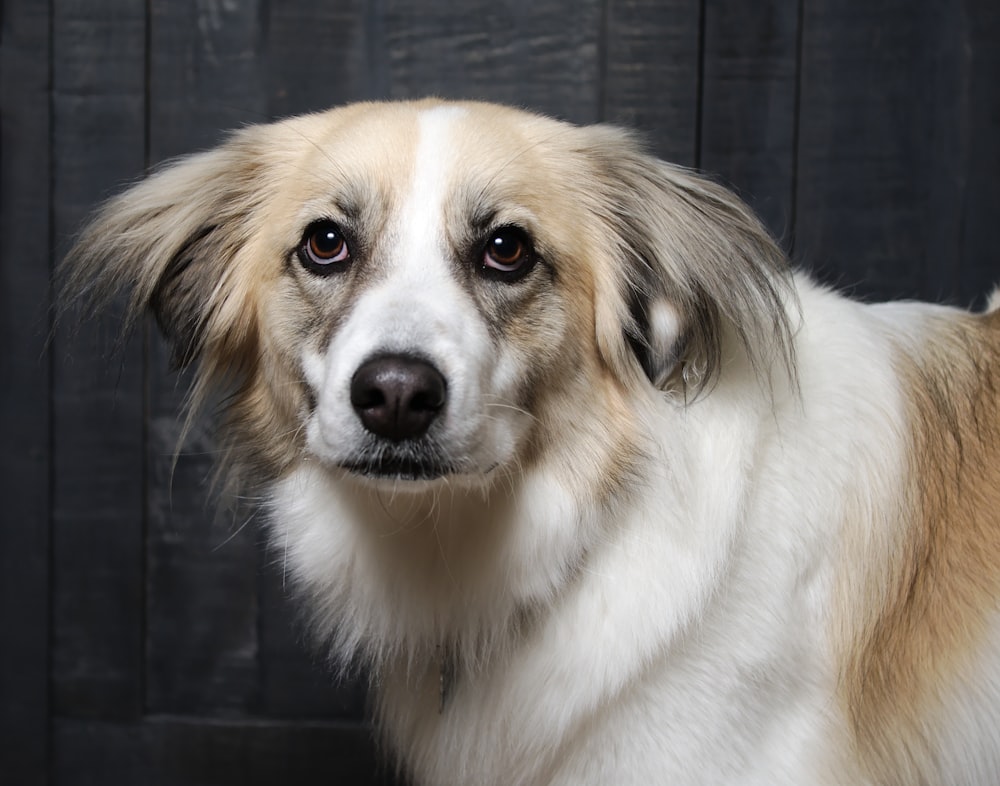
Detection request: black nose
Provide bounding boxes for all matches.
[350,354,447,441]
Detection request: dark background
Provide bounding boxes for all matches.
[2,1,998,784]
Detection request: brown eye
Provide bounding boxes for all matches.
[299,221,350,273]
[482,227,535,280]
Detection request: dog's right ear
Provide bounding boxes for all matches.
[60,126,273,370]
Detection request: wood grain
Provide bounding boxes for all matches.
[50,0,148,722]
[2,1,999,783]
[54,717,391,786]
[699,0,800,244]
[0,2,54,781]
[795,0,999,303]
[144,0,266,716]
[381,0,603,123]
[602,0,701,165]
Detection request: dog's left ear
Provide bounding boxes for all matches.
[578,126,796,397]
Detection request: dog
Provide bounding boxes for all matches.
[63,99,1000,785]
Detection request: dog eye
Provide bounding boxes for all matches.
[299,221,351,272]
[482,227,535,280]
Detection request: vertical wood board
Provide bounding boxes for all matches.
[144,0,268,716]
[699,0,800,244]
[0,1,53,782]
[50,0,148,722]
[602,0,702,165]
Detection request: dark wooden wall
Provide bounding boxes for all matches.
[2,1,998,783]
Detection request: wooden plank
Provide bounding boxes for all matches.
[143,445,260,715]
[50,0,148,721]
[699,0,800,244]
[948,3,1000,308]
[379,0,604,123]
[0,1,52,781]
[794,0,993,303]
[148,0,268,159]
[53,717,394,786]
[266,0,370,117]
[602,0,702,165]
[144,0,268,715]
[256,558,369,719]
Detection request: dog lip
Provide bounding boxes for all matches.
[339,455,452,481]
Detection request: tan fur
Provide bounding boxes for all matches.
[840,309,1000,783]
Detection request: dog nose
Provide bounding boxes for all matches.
[350,354,447,441]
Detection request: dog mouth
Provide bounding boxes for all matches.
[338,448,455,481]
[340,459,449,481]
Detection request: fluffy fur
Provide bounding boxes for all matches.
[63,100,1000,785]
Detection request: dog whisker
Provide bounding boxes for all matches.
[212,508,258,552]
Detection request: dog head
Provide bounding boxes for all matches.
[63,100,794,492]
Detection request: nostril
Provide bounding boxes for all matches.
[410,385,445,413]
[350,354,447,441]
[352,387,386,410]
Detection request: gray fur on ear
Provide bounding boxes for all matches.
[580,126,797,398]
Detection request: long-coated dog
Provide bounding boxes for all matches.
[63,100,1000,785]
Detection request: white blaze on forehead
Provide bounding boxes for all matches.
[396,105,468,278]
[304,103,531,474]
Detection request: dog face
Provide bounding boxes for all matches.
[291,105,586,484]
[64,100,793,493]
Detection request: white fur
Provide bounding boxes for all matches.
[262,108,999,784]
[274,277,914,784]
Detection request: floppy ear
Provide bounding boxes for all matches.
[580,126,796,398]
[60,126,271,371]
